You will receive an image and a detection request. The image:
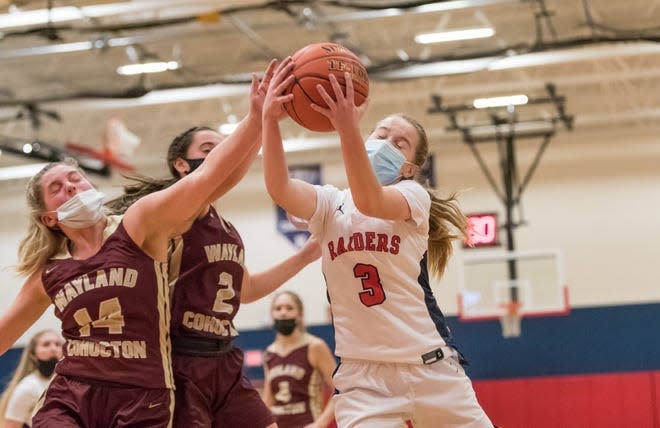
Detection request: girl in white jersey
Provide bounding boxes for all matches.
[262,68,494,427]
[0,330,62,428]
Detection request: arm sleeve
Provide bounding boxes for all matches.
[307,184,340,239]
[393,180,431,228]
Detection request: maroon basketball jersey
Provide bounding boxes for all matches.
[169,206,244,340]
[264,335,323,428]
[41,216,174,389]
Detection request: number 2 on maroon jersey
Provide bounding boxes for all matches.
[353,263,386,307]
[213,271,235,314]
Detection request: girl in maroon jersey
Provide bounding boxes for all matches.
[263,291,337,428]
[0,59,285,428]
[104,59,319,428]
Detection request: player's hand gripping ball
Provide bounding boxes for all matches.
[283,42,369,132]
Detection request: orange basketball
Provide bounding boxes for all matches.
[283,42,369,132]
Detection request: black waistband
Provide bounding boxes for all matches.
[171,335,233,356]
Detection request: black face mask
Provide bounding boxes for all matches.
[273,318,297,336]
[185,158,205,174]
[37,357,58,377]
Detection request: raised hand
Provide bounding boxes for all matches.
[249,58,279,118]
[263,56,296,122]
[311,71,369,134]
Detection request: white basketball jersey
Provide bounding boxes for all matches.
[308,180,453,364]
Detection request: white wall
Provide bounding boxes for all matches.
[439,130,660,311]
[224,127,660,329]
[0,126,658,346]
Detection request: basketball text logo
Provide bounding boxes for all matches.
[326,59,368,85]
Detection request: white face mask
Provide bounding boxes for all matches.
[53,189,105,229]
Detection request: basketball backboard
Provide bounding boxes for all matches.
[457,249,570,329]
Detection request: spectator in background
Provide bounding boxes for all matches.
[0,330,63,428]
[263,291,336,428]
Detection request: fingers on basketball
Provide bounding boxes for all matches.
[282,42,369,132]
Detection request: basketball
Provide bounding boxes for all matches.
[283,42,369,132]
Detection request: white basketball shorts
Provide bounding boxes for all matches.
[333,349,493,428]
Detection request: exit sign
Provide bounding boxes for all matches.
[466,212,500,247]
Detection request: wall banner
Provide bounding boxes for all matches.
[276,164,321,248]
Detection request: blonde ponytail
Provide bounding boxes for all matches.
[426,190,469,278]
[393,113,469,278]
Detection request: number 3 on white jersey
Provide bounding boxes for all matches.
[353,263,386,307]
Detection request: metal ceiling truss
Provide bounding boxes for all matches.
[0,0,658,107]
[427,83,573,301]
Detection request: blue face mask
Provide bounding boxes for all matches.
[365,139,406,185]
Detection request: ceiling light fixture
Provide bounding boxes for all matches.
[218,123,238,135]
[396,49,410,61]
[374,42,660,80]
[415,27,494,44]
[376,58,492,79]
[218,114,238,135]
[0,162,48,181]
[0,6,82,29]
[0,2,221,30]
[255,136,339,155]
[467,120,555,138]
[473,94,528,108]
[116,61,180,76]
[332,0,514,21]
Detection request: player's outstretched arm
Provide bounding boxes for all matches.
[206,131,262,203]
[0,272,51,356]
[262,57,317,221]
[312,73,411,221]
[241,236,321,304]
[124,66,275,257]
[205,59,281,202]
